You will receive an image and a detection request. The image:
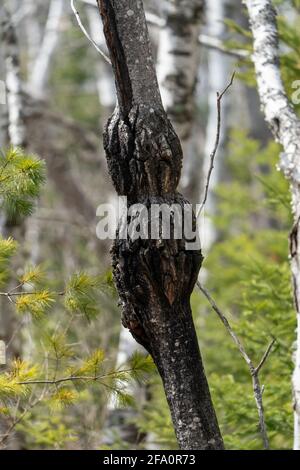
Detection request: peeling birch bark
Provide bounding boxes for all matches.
[97,0,224,450]
[245,0,300,450]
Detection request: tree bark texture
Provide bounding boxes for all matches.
[97,0,224,450]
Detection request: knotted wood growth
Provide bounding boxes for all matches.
[97,0,223,450]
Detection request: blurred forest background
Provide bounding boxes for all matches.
[0,0,300,450]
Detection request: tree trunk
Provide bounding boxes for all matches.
[28,0,63,98]
[0,6,26,361]
[156,0,204,204]
[97,0,224,450]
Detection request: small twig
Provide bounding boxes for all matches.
[197,72,235,218]
[197,281,275,450]
[16,367,135,386]
[255,339,276,375]
[70,0,111,65]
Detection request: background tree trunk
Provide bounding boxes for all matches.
[28,0,63,98]
[97,0,224,450]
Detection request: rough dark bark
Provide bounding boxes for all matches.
[97,0,223,450]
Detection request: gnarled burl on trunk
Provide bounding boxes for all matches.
[97,0,224,450]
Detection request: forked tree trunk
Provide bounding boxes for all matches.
[97,0,223,450]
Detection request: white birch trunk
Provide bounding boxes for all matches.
[156,0,204,203]
[245,0,300,450]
